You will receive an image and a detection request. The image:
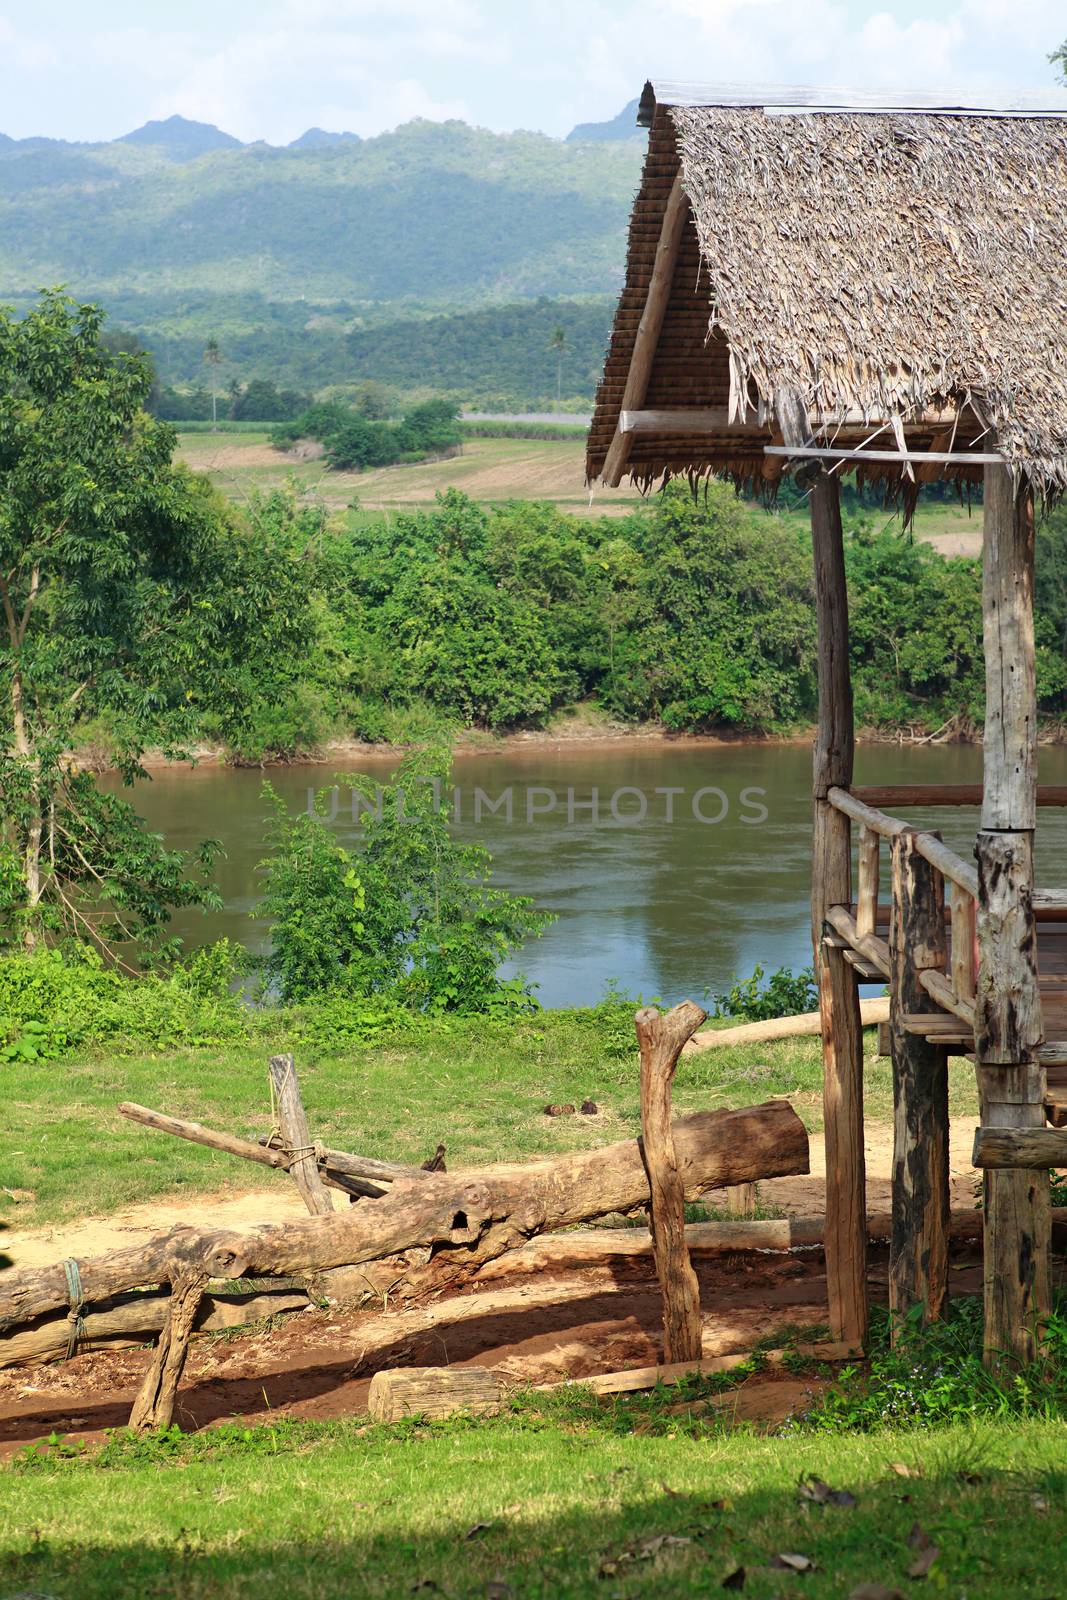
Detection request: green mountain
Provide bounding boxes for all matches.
[119,116,243,160]
[0,117,641,302]
[0,109,643,404]
[566,100,643,141]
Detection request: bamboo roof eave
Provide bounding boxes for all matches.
[586,88,1067,501]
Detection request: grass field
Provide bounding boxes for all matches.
[3,1020,1064,1599]
[177,432,646,516]
[3,1412,1064,1599]
[176,431,985,551]
[0,1014,984,1230]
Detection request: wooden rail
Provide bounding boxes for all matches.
[853,785,1067,809]
[827,790,981,1021]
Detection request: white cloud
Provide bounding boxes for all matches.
[1,0,1065,144]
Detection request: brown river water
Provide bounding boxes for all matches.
[117,742,1067,1009]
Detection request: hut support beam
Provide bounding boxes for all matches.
[976,462,1050,1368]
[888,831,950,1330]
[601,173,688,487]
[806,458,868,1351]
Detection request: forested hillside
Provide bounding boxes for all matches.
[0,114,640,406]
[0,118,641,302]
[142,296,614,403]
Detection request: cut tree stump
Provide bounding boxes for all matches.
[636,999,706,1364]
[368,1366,504,1422]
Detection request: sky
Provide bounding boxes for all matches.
[0,0,1064,144]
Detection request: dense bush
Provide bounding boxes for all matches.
[256,752,553,1011]
[272,398,463,471]
[0,944,247,1058]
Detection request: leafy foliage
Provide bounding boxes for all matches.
[273,397,463,471]
[0,293,317,952]
[800,1297,1067,1431]
[711,965,818,1022]
[256,751,553,1011]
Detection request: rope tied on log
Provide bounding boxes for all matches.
[62,1259,86,1361]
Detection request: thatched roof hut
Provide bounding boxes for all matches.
[587,82,1067,500]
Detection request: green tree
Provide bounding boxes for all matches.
[1051,38,1066,82]
[547,324,569,409]
[257,750,552,1011]
[203,336,222,431]
[0,293,313,955]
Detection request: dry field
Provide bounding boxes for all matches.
[177,430,986,552]
[177,431,645,516]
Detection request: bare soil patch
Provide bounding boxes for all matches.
[0,1116,991,1449]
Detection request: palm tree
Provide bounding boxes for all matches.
[203,338,221,431]
[547,325,569,412]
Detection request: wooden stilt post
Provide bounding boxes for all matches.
[808,464,868,1351]
[888,831,950,1330]
[635,1000,707,1364]
[976,462,1050,1368]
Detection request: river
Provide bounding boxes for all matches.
[120,742,1067,1009]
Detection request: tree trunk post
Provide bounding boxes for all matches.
[977,463,1050,1368]
[127,1271,208,1431]
[635,1000,707,1364]
[808,465,868,1351]
[269,1054,333,1217]
[888,831,950,1331]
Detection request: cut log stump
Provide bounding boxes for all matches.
[368,1366,504,1422]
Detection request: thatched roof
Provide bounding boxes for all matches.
[587,83,1067,498]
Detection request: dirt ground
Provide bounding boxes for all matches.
[0,1117,991,1450]
[2,1243,966,1453]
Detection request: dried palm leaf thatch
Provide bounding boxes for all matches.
[588,96,1067,502]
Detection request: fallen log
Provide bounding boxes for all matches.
[685,996,889,1052]
[0,1288,309,1369]
[0,1101,808,1332]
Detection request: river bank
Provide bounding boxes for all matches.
[80,706,1067,777]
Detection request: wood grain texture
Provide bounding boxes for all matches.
[982,465,1036,831]
[269,1054,333,1217]
[120,1102,289,1170]
[809,467,867,1352]
[0,1104,809,1332]
[636,1000,707,1363]
[888,832,950,1329]
[127,1272,207,1432]
[976,463,1050,1368]
[368,1366,503,1422]
[973,1126,1067,1169]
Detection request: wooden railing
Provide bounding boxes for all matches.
[827,786,979,1024]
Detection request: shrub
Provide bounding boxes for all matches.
[0,944,247,1057]
[256,750,553,1011]
[711,964,818,1022]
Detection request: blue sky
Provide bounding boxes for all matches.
[0,0,1064,143]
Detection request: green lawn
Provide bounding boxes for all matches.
[1,1012,980,1229]
[2,1411,1063,1598]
